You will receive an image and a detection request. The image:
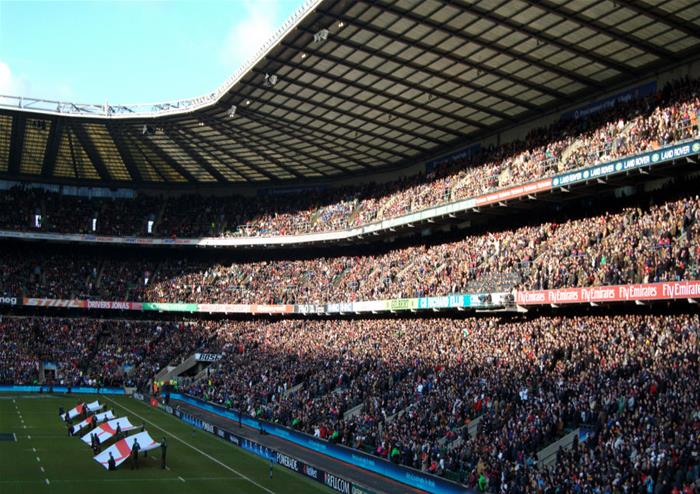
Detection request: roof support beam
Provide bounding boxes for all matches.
[128,130,199,183]
[106,125,144,182]
[523,0,675,60]
[248,67,464,141]
[235,83,422,157]
[315,9,564,107]
[202,116,312,179]
[164,127,238,182]
[242,79,441,149]
[446,0,631,79]
[236,108,381,173]
[282,39,516,124]
[185,120,318,180]
[122,131,167,182]
[41,119,63,178]
[71,122,113,181]
[392,0,606,88]
[220,92,406,166]
[259,53,481,134]
[8,114,26,175]
[613,0,700,39]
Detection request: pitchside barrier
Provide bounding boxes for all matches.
[133,392,377,494]
[0,385,125,395]
[143,392,472,494]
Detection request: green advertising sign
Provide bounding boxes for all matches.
[142,302,199,312]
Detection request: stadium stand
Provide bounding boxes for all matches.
[1,314,698,492]
[2,192,699,304]
[0,77,698,238]
[2,1,700,492]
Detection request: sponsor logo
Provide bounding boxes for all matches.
[87,300,133,310]
[228,434,240,446]
[406,472,436,488]
[0,296,17,305]
[200,421,214,433]
[324,473,350,494]
[351,486,371,494]
[196,353,222,362]
[303,464,319,480]
[276,452,299,472]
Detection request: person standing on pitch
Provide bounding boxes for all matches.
[160,437,167,469]
[108,452,116,471]
[131,438,141,470]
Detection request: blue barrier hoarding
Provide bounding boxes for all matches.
[0,385,124,394]
[170,393,470,494]
[147,395,376,494]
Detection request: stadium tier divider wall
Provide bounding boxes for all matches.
[0,385,125,394]
[4,280,700,316]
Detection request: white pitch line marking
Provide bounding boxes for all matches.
[36,456,40,462]
[104,397,275,494]
[32,447,36,453]
[40,467,45,473]
[165,465,171,471]
[178,476,185,483]
[45,479,50,485]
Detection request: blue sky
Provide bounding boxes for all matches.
[0,0,305,104]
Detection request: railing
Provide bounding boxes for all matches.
[0,0,324,118]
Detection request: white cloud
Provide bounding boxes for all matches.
[0,60,29,97]
[219,1,281,71]
[0,60,76,102]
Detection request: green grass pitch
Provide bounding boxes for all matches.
[0,394,334,494]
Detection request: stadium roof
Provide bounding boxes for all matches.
[1,0,699,186]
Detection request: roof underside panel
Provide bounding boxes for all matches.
[82,123,132,181]
[1,0,699,186]
[0,115,12,172]
[19,118,51,175]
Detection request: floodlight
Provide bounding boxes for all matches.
[313,29,329,43]
[264,73,278,87]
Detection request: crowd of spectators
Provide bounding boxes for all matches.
[0,317,211,388]
[1,78,698,239]
[3,193,699,304]
[2,313,697,492]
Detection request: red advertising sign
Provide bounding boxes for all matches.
[474,179,551,207]
[86,300,141,310]
[516,280,700,305]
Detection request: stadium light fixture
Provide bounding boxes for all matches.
[245,100,251,106]
[227,105,237,118]
[338,21,344,28]
[264,73,278,87]
[313,29,329,43]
